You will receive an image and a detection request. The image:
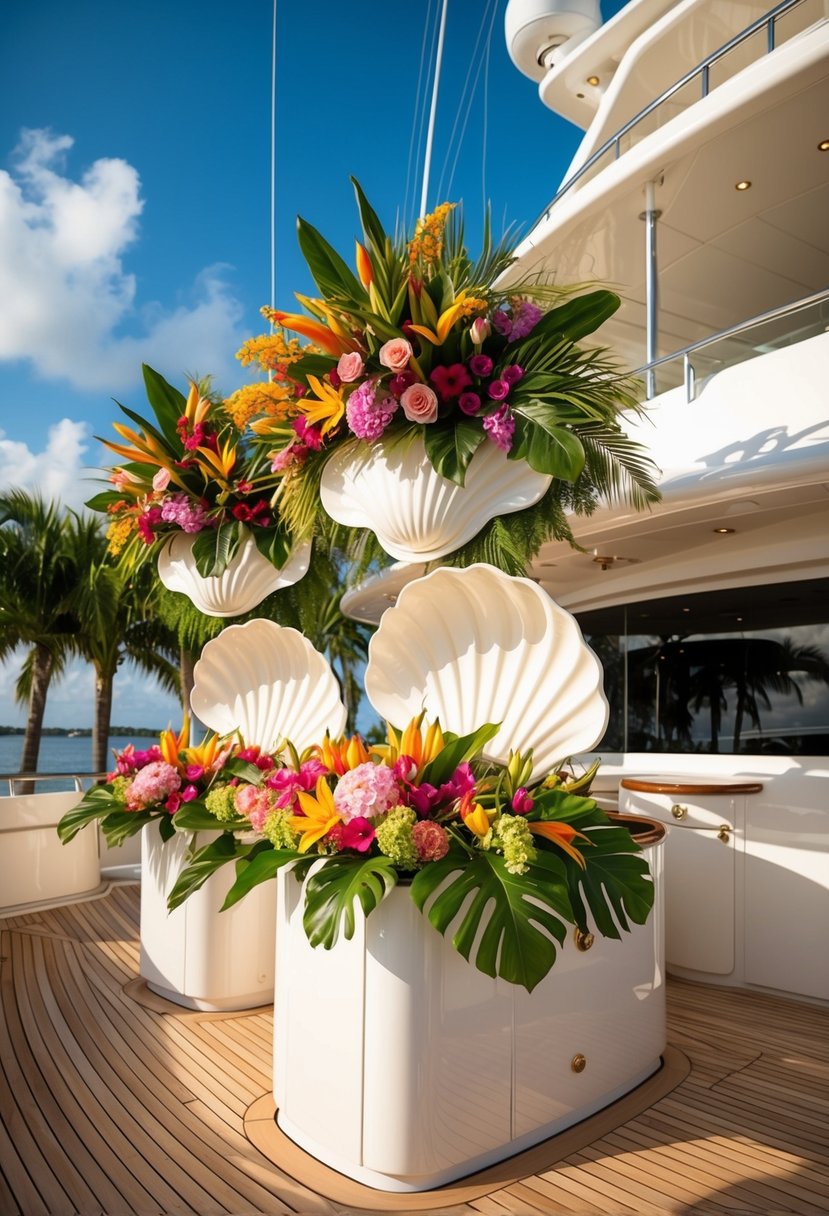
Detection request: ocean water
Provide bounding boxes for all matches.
[0,734,149,785]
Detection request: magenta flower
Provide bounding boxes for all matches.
[458,391,482,416]
[511,788,534,815]
[341,816,376,853]
[469,354,493,377]
[346,379,398,440]
[160,493,209,534]
[502,363,524,385]
[487,379,510,401]
[292,415,324,450]
[510,299,543,340]
[181,784,199,803]
[185,764,204,781]
[430,363,472,402]
[137,506,164,545]
[483,405,516,453]
[388,370,416,397]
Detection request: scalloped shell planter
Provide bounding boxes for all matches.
[365,563,609,782]
[139,824,275,1011]
[156,528,311,618]
[273,822,665,1192]
[319,435,552,563]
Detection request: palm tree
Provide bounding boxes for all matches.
[0,491,77,775]
[66,514,181,774]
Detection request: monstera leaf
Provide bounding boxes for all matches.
[410,845,573,992]
[302,854,399,948]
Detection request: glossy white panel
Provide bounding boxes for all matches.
[139,826,274,1011]
[744,802,829,1001]
[0,791,100,913]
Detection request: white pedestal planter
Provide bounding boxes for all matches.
[139,825,275,1011]
[273,828,665,1192]
[0,790,101,914]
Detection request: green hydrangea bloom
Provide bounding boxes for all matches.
[491,813,537,875]
[204,785,240,823]
[375,806,418,870]
[110,774,131,804]
[262,809,299,850]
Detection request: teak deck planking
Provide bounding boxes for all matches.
[1,882,828,1216]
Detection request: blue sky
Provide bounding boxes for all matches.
[0,0,622,731]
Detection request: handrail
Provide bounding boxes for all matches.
[0,771,106,796]
[534,0,810,223]
[634,287,829,400]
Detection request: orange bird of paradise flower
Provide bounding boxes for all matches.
[528,820,592,869]
[289,776,343,853]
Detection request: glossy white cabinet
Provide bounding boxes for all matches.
[0,790,101,913]
[273,836,665,1193]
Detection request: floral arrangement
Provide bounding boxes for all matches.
[56,720,268,847]
[237,180,659,564]
[163,713,655,992]
[86,364,295,578]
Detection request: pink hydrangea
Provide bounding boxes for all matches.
[412,820,450,862]
[159,492,209,533]
[235,784,274,832]
[333,762,400,822]
[346,380,398,440]
[126,761,181,809]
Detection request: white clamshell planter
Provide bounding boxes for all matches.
[139,824,275,1011]
[319,434,552,562]
[190,619,347,751]
[156,527,311,617]
[365,563,609,781]
[274,828,665,1192]
[0,790,101,914]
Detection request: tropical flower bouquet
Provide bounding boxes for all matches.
[165,715,655,993]
[239,179,660,569]
[56,720,273,849]
[87,364,297,580]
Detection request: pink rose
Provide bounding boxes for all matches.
[378,338,413,373]
[400,383,438,424]
[337,351,364,383]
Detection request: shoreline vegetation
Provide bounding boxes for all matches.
[0,726,161,738]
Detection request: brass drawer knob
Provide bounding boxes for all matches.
[571,1054,587,1073]
[671,804,687,820]
[718,824,730,843]
[574,928,594,952]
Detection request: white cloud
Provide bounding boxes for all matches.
[0,417,94,511]
[0,128,246,393]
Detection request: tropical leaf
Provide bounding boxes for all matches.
[191,521,242,577]
[165,831,240,911]
[251,524,294,572]
[222,847,312,910]
[411,846,572,992]
[421,723,500,786]
[520,291,620,345]
[141,364,189,447]
[172,803,247,832]
[422,419,485,485]
[511,411,586,480]
[351,177,388,255]
[302,854,398,948]
[564,826,655,938]
[57,786,123,843]
[297,217,367,304]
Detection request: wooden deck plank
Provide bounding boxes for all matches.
[2,888,829,1216]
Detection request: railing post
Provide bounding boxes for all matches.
[641,181,661,398]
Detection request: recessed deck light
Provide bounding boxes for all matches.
[735,180,752,191]
[819,139,829,151]
[586,75,600,86]
[713,527,735,534]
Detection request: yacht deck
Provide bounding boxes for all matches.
[1,882,828,1215]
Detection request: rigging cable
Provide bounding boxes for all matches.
[436,0,499,205]
[403,0,437,234]
[419,0,449,219]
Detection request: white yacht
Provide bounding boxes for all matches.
[1,3,828,1211]
[344,0,829,1011]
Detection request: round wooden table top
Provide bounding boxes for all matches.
[620,776,764,795]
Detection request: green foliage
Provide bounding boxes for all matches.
[302,854,399,948]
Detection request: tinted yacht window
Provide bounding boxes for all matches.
[577,578,829,755]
